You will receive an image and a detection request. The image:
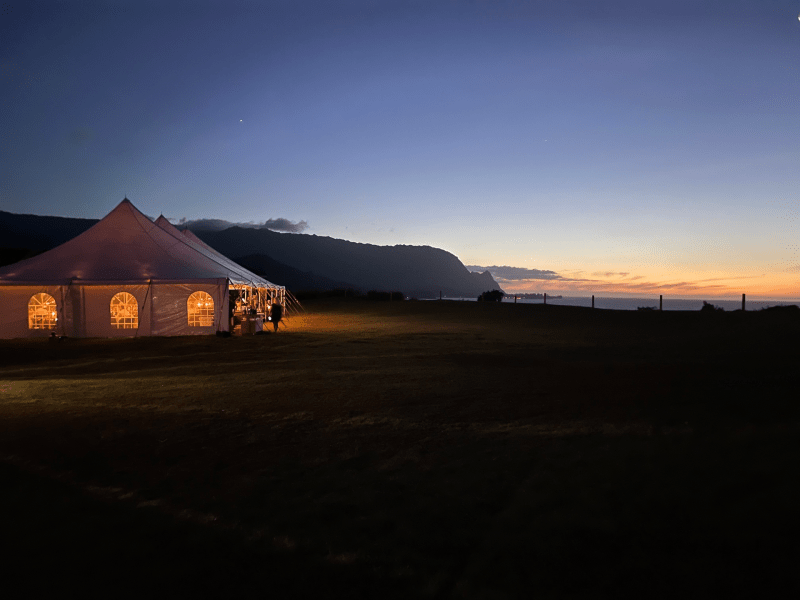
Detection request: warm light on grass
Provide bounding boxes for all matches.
[1,299,798,597]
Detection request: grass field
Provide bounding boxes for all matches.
[1,299,798,598]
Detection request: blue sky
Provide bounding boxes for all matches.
[2,0,799,297]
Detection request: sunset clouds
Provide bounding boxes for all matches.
[468,265,788,299]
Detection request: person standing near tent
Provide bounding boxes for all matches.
[270,301,283,332]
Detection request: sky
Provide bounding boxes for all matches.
[2,0,799,298]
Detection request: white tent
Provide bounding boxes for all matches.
[0,199,284,338]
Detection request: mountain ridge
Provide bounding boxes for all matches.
[0,209,501,298]
[196,226,498,298]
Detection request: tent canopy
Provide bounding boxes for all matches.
[0,199,281,288]
[153,214,278,288]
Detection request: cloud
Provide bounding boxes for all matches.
[469,263,774,297]
[503,274,762,297]
[466,265,563,281]
[262,218,310,233]
[175,217,309,233]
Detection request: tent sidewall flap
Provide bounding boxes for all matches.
[0,285,66,338]
[0,281,230,338]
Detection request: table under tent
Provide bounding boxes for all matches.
[0,198,285,338]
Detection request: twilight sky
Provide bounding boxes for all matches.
[2,0,799,298]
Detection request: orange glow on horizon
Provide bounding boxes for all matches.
[497,271,799,299]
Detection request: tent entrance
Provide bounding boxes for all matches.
[229,284,285,335]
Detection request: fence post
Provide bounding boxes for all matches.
[742,293,746,311]
[592,295,594,309]
[660,295,663,311]
[544,292,547,305]
[514,295,517,303]
[439,291,442,301]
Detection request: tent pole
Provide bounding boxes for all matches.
[221,279,231,332]
[58,283,69,337]
[136,279,152,337]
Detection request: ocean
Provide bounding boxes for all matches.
[437,296,800,311]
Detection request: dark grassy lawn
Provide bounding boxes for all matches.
[1,299,798,598]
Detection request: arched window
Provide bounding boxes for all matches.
[28,293,57,329]
[188,291,214,327]
[110,292,139,329]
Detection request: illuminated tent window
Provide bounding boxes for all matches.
[28,293,58,330]
[110,292,139,329]
[188,291,214,327]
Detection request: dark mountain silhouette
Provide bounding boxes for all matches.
[0,209,500,297]
[232,253,358,292]
[0,210,97,250]
[196,227,498,298]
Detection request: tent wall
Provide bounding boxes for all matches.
[0,282,229,339]
[79,284,152,337]
[0,285,66,338]
[150,282,227,337]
